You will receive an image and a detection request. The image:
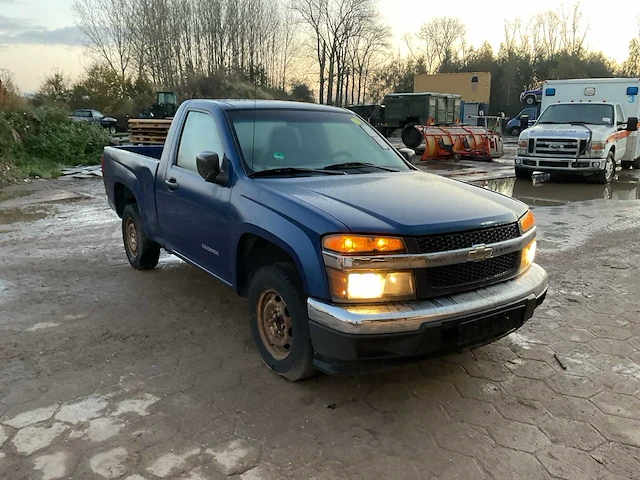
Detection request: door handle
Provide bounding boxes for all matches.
[165,178,179,191]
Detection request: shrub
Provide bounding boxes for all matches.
[0,106,111,180]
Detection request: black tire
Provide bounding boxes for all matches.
[509,127,521,136]
[248,263,314,381]
[401,123,423,149]
[593,152,615,184]
[109,125,117,135]
[525,96,535,105]
[122,204,160,270]
[633,157,640,170]
[515,166,532,180]
[621,161,632,170]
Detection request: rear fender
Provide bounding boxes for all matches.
[109,162,161,242]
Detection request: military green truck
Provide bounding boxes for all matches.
[382,92,462,148]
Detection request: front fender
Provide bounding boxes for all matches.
[231,207,330,300]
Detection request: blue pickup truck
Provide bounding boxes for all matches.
[102,100,548,381]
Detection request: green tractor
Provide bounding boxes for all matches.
[139,91,178,119]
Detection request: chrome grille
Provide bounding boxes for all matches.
[415,223,520,254]
[533,138,581,156]
[427,252,519,289]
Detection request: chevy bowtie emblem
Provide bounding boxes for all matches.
[468,244,493,261]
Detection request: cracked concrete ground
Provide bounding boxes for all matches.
[1,176,640,480]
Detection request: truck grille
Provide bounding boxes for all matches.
[426,252,520,289]
[533,138,588,157]
[415,223,520,254]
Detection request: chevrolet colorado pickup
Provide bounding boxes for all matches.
[102,99,548,381]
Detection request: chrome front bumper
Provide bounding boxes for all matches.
[515,156,604,173]
[307,263,548,335]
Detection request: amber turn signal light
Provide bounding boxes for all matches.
[519,210,535,234]
[322,235,406,255]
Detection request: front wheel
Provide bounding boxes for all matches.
[122,204,160,270]
[248,264,314,381]
[525,96,535,105]
[593,152,615,184]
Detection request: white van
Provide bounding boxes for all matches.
[515,78,640,183]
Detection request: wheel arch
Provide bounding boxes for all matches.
[235,230,310,298]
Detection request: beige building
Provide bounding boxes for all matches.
[414,72,491,104]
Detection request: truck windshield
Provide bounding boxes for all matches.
[227,109,412,175]
[537,104,614,126]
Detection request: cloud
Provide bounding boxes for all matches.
[1,25,84,46]
[0,15,33,32]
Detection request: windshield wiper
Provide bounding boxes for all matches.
[323,162,400,172]
[248,167,346,178]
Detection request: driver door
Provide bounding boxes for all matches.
[156,110,232,281]
[615,104,628,161]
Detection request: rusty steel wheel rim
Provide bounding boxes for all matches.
[256,288,293,360]
[125,218,138,256]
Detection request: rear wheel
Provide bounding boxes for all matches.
[515,166,532,180]
[122,204,160,270]
[593,152,615,184]
[401,123,423,149]
[248,264,314,382]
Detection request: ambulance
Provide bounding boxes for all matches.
[515,78,640,183]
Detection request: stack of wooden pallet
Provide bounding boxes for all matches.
[128,118,173,145]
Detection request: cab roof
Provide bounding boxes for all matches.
[183,99,350,113]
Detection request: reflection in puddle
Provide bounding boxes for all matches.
[474,173,640,206]
[0,205,55,225]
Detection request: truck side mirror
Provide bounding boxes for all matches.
[627,117,638,132]
[398,148,416,164]
[196,151,220,183]
[520,115,529,130]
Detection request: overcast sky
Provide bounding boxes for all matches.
[1,0,639,92]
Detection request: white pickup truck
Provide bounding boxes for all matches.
[515,78,640,184]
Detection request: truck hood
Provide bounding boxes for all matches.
[259,172,528,236]
[525,123,612,140]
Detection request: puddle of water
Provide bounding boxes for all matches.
[422,163,470,171]
[0,205,56,225]
[476,172,640,206]
[0,190,32,203]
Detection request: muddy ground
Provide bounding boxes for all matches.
[1,164,640,479]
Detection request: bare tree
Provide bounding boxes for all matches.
[0,68,19,96]
[73,0,135,93]
[559,2,589,55]
[292,0,387,105]
[416,17,466,72]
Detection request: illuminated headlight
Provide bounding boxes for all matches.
[327,269,415,301]
[519,239,537,273]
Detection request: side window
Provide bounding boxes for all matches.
[175,111,223,173]
[616,105,625,123]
